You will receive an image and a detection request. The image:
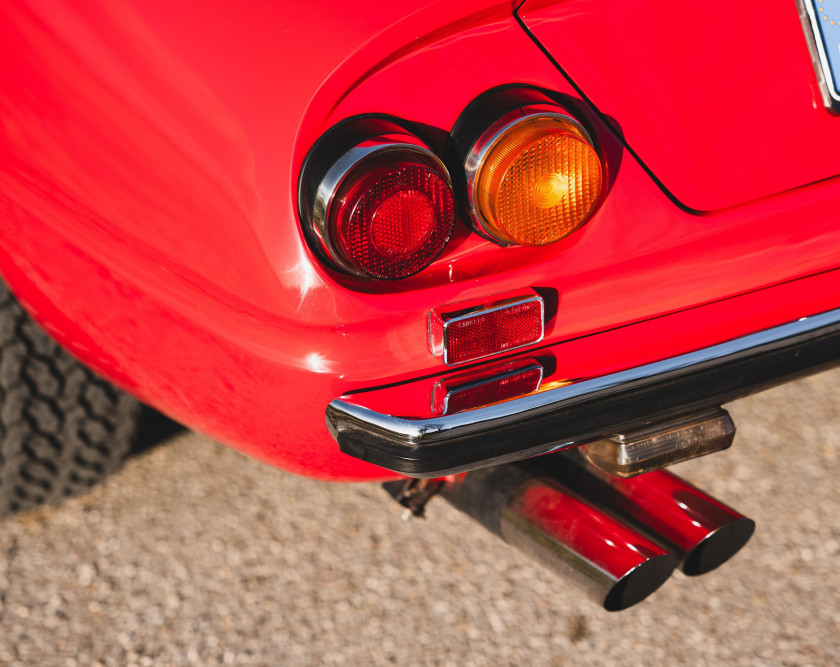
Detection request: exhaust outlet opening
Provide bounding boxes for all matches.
[681,517,755,576]
[603,557,677,612]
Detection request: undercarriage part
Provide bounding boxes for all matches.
[439,463,677,611]
[382,478,445,519]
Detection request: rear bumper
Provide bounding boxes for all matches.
[327,306,840,477]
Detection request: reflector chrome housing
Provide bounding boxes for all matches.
[429,289,545,366]
[465,108,603,246]
[310,138,455,280]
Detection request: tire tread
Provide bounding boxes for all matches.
[0,282,139,514]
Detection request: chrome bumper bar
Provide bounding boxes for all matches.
[326,308,840,477]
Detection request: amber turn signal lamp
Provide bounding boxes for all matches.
[466,111,603,246]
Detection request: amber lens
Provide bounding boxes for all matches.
[474,116,603,246]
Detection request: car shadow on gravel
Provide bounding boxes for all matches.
[130,405,187,457]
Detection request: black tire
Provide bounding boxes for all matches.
[0,281,140,515]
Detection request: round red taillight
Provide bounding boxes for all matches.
[312,144,455,280]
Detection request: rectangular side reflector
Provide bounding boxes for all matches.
[429,290,545,365]
[433,361,543,415]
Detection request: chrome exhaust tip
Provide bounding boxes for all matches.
[441,465,678,611]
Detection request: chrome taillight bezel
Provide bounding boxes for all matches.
[307,137,454,280]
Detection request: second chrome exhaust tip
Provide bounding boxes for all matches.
[548,451,756,576]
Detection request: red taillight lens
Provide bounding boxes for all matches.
[429,290,545,366]
[331,155,454,279]
[310,142,455,280]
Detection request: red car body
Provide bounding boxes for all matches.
[1,0,839,481]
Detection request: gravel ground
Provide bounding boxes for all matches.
[0,371,838,666]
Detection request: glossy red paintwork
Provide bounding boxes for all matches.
[1,1,840,481]
[520,0,840,212]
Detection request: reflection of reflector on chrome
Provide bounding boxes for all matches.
[441,464,677,611]
[431,360,543,415]
[550,451,755,575]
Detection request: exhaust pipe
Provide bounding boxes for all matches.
[441,464,677,611]
[549,451,755,575]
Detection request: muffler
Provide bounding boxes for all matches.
[440,464,678,611]
[547,451,755,575]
